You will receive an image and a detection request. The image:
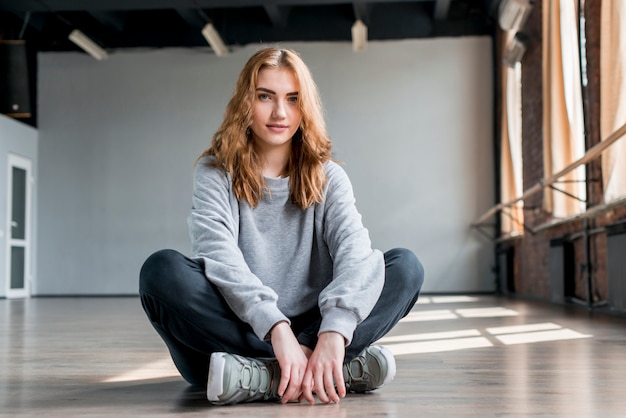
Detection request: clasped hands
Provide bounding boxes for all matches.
[270,321,347,405]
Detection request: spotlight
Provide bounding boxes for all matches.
[351,19,367,52]
[68,29,108,61]
[201,23,229,56]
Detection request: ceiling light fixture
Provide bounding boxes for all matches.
[68,29,108,61]
[351,19,368,52]
[498,0,533,32]
[201,23,229,56]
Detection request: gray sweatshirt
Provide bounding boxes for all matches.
[188,156,384,345]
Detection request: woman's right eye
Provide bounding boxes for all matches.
[258,93,270,100]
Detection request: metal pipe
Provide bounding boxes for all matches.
[473,121,626,226]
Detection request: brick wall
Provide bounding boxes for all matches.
[497,0,626,310]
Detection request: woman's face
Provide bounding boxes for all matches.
[250,67,302,154]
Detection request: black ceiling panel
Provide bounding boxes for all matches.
[0,1,497,54]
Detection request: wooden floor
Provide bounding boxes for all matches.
[2,295,626,417]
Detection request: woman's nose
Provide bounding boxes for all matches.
[272,101,287,119]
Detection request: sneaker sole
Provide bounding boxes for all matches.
[207,352,227,403]
[377,346,396,386]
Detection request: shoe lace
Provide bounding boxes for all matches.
[239,359,279,401]
[345,356,372,391]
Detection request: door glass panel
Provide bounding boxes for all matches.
[11,167,26,240]
[10,246,25,290]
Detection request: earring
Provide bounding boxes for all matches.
[245,127,251,137]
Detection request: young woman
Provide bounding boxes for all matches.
[139,47,424,406]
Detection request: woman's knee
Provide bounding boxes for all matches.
[384,247,425,293]
[139,249,186,295]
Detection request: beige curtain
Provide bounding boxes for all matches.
[501,31,524,235]
[601,1,626,203]
[542,0,586,217]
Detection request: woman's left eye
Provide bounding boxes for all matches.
[287,96,298,103]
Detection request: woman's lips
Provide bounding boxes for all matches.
[267,124,289,133]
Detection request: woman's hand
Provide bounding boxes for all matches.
[270,322,310,403]
[300,331,346,404]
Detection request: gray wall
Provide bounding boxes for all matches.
[0,114,38,297]
[37,39,494,295]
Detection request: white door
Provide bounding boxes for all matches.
[6,154,32,298]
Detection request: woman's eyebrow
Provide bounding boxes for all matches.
[256,87,299,96]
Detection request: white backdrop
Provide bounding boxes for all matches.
[36,38,494,295]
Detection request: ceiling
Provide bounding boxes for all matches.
[0,0,498,54]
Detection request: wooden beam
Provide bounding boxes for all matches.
[175,8,206,30]
[264,4,290,27]
[434,0,451,20]
[88,11,125,32]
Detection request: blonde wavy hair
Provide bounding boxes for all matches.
[201,47,332,209]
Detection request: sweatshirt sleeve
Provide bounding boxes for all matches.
[318,162,385,345]
[188,158,289,340]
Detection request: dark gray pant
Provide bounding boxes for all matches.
[139,248,424,386]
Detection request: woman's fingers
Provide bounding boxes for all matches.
[277,365,291,398]
[270,322,308,403]
[323,368,339,403]
[300,370,316,405]
[334,362,346,399]
[280,366,303,403]
[313,368,329,403]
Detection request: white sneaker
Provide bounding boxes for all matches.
[207,352,281,405]
[343,345,396,393]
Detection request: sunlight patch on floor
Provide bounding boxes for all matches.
[385,337,493,355]
[494,328,592,345]
[419,296,482,304]
[384,319,593,356]
[378,329,481,343]
[487,322,562,334]
[400,306,519,323]
[102,358,179,383]
[456,307,519,318]
[400,310,458,322]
